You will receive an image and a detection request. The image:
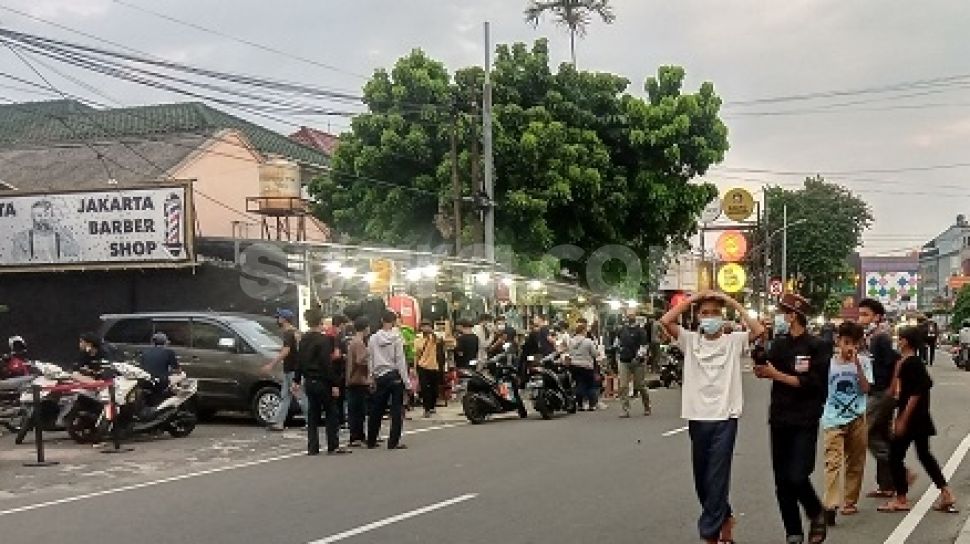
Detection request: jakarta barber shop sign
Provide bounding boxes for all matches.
[0,184,193,270]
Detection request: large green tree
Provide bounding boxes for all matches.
[951,285,970,331]
[310,40,728,289]
[760,176,873,310]
[524,0,616,66]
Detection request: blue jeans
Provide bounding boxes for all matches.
[689,419,738,541]
[275,371,308,426]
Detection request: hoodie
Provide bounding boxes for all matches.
[368,328,409,385]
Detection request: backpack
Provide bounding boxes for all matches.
[617,326,643,362]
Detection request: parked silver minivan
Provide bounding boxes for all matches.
[98,312,288,426]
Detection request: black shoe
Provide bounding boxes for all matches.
[824,509,837,526]
[308,450,320,456]
[389,443,408,450]
[327,448,352,455]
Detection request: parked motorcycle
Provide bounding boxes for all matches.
[658,344,684,388]
[15,362,83,444]
[70,361,198,443]
[954,345,969,370]
[524,352,577,420]
[457,345,528,424]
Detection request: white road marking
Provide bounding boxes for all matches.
[662,425,689,437]
[884,430,970,544]
[0,422,466,518]
[307,493,478,544]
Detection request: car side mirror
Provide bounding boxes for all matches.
[218,338,237,352]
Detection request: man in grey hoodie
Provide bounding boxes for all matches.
[367,310,412,449]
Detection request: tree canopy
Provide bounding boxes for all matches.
[760,176,873,310]
[309,40,728,289]
[524,0,616,66]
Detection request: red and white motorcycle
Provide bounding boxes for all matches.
[71,361,198,443]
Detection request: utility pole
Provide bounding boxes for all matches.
[470,106,481,257]
[763,187,770,311]
[483,21,495,263]
[782,204,788,293]
[451,114,461,255]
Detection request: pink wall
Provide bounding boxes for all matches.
[171,130,328,241]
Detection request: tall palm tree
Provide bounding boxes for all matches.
[524,0,616,66]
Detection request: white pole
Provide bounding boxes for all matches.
[782,204,788,293]
[483,21,495,263]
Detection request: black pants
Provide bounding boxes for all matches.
[927,340,937,365]
[417,367,441,412]
[868,391,897,492]
[346,385,369,443]
[367,371,405,449]
[891,434,947,496]
[771,424,823,537]
[305,379,341,454]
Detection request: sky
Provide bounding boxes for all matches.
[0,0,969,256]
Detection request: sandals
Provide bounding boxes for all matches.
[932,499,959,514]
[808,514,827,543]
[840,503,860,516]
[866,489,895,499]
[717,515,736,543]
[877,501,912,513]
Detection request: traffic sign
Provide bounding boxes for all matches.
[717,263,747,293]
[700,199,722,224]
[770,279,783,296]
[716,230,748,262]
[722,188,755,222]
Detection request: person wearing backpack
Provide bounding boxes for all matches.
[615,310,651,417]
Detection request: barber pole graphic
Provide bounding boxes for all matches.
[164,192,184,257]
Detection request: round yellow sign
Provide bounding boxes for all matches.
[722,188,755,222]
[717,263,747,293]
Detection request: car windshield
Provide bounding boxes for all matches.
[233,317,283,352]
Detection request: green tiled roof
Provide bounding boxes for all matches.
[0,100,330,168]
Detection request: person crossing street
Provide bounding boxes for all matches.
[615,310,650,417]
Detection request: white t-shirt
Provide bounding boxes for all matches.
[677,329,748,421]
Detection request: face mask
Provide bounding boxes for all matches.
[774,315,790,336]
[699,317,724,335]
[865,322,877,334]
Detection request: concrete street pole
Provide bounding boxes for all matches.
[483,21,495,263]
[782,204,788,293]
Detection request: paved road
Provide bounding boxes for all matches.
[2,355,970,543]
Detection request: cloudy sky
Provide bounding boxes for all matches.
[1,0,968,255]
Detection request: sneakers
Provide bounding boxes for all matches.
[422,410,432,419]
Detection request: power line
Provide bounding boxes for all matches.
[728,72,970,107]
[112,0,370,81]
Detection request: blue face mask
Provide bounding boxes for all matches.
[700,317,724,335]
[774,314,790,335]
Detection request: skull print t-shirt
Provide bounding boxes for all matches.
[821,355,873,429]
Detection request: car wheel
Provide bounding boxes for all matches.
[252,386,282,426]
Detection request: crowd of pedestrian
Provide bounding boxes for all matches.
[659,291,959,544]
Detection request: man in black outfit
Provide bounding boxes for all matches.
[858,297,901,498]
[140,332,180,405]
[293,309,350,456]
[454,319,480,369]
[755,293,829,544]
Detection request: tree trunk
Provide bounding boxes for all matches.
[570,30,577,67]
